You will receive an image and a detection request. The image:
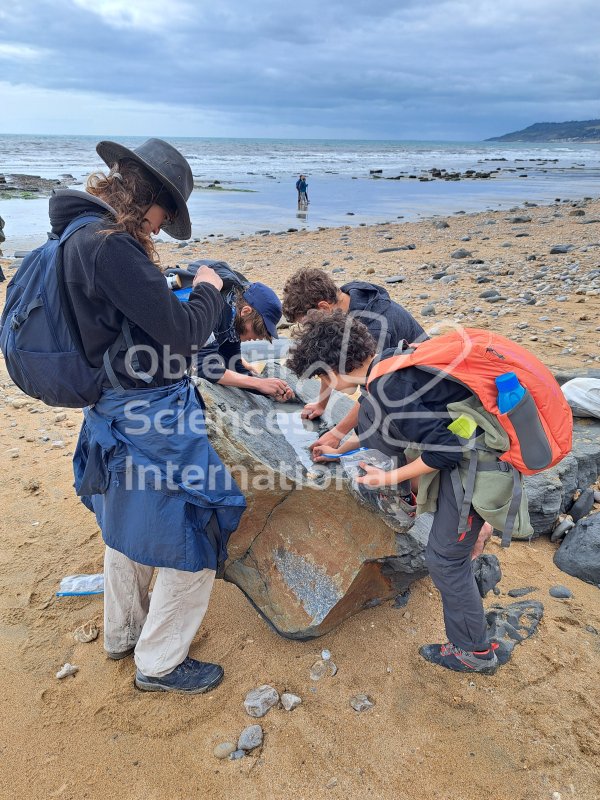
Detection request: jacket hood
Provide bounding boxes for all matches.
[49,189,116,236]
[341,280,391,313]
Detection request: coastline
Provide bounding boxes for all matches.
[1,200,600,799]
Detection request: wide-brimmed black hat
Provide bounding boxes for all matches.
[96,137,193,240]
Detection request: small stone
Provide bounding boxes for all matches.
[7,448,19,459]
[237,724,263,752]
[310,659,328,681]
[11,398,28,409]
[321,649,331,661]
[51,440,65,449]
[213,742,236,760]
[384,274,405,284]
[550,245,574,254]
[507,587,537,598]
[229,750,245,760]
[73,622,99,643]
[56,663,79,679]
[350,693,375,712]
[281,692,302,711]
[451,248,472,259]
[243,685,279,718]
[569,488,595,522]
[421,304,436,317]
[326,778,338,789]
[549,585,573,599]
[54,412,67,422]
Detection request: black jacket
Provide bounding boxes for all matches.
[341,281,426,350]
[50,190,224,389]
[365,351,472,470]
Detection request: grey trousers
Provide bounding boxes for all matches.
[425,469,489,652]
[103,546,216,677]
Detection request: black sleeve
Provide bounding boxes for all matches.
[93,233,224,356]
[370,375,463,470]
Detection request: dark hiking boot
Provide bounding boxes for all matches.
[106,645,136,661]
[419,642,499,674]
[135,657,224,694]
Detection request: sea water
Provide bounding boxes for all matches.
[2,134,600,252]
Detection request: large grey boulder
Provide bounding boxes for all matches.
[197,364,429,640]
[521,418,600,538]
[554,512,600,587]
[0,214,5,244]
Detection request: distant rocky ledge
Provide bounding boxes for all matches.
[487,119,600,143]
[0,173,78,199]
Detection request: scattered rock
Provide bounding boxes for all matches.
[244,685,279,718]
[421,304,436,317]
[549,585,573,599]
[281,692,302,711]
[554,512,600,586]
[384,275,405,283]
[73,622,99,643]
[350,694,375,712]
[550,244,574,254]
[486,600,544,666]
[392,589,411,608]
[550,515,575,543]
[507,587,537,598]
[451,249,472,259]
[472,554,502,597]
[434,221,449,229]
[509,216,532,223]
[569,487,595,522]
[229,750,245,760]
[237,724,263,752]
[213,742,236,760]
[310,659,328,681]
[56,663,79,680]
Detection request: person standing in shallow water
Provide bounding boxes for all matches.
[56,137,246,694]
[296,174,309,208]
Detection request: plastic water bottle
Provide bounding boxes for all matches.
[495,372,525,413]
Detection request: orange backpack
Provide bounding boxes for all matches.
[366,327,572,476]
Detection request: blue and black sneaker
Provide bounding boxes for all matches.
[135,656,224,694]
[419,642,499,674]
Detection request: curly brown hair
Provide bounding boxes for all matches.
[287,309,376,378]
[86,159,177,263]
[282,268,339,322]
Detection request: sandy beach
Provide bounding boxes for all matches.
[1,199,600,800]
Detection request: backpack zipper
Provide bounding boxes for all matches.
[486,347,505,360]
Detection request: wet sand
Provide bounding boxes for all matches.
[1,199,600,800]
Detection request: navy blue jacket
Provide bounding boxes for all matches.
[341,281,426,351]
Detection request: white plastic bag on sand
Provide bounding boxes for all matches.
[56,574,104,597]
[562,378,600,419]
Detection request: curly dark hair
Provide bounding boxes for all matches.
[282,268,339,322]
[287,309,376,378]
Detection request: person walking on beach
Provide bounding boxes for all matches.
[46,138,246,693]
[287,311,538,675]
[296,174,309,208]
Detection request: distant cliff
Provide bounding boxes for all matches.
[487,120,600,143]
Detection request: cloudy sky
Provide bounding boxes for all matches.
[1,0,598,140]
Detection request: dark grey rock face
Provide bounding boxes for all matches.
[554,513,600,587]
[521,419,600,538]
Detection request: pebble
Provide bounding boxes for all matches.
[238,724,263,752]
[54,412,67,422]
[281,692,302,711]
[310,659,328,680]
[213,742,236,760]
[421,304,436,317]
[244,685,279,717]
[326,778,339,789]
[384,275,405,283]
[7,448,19,459]
[451,248,472,259]
[51,440,66,449]
[56,663,79,680]
[229,750,246,760]
[350,694,375,712]
[550,244,574,254]
[73,622,99,643]
[321,649,331,661]
[507,587,538,598]
[569,488,595,522]
[549,585,573,599]
[11,398,28,409]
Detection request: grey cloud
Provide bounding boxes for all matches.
[1,0,599,138]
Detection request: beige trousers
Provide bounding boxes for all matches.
[103,546,216,678]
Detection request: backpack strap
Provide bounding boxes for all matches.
[56,214,153,391]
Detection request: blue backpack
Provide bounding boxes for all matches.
[0,214,146,407]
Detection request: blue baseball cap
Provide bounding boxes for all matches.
[243,282,281,339]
